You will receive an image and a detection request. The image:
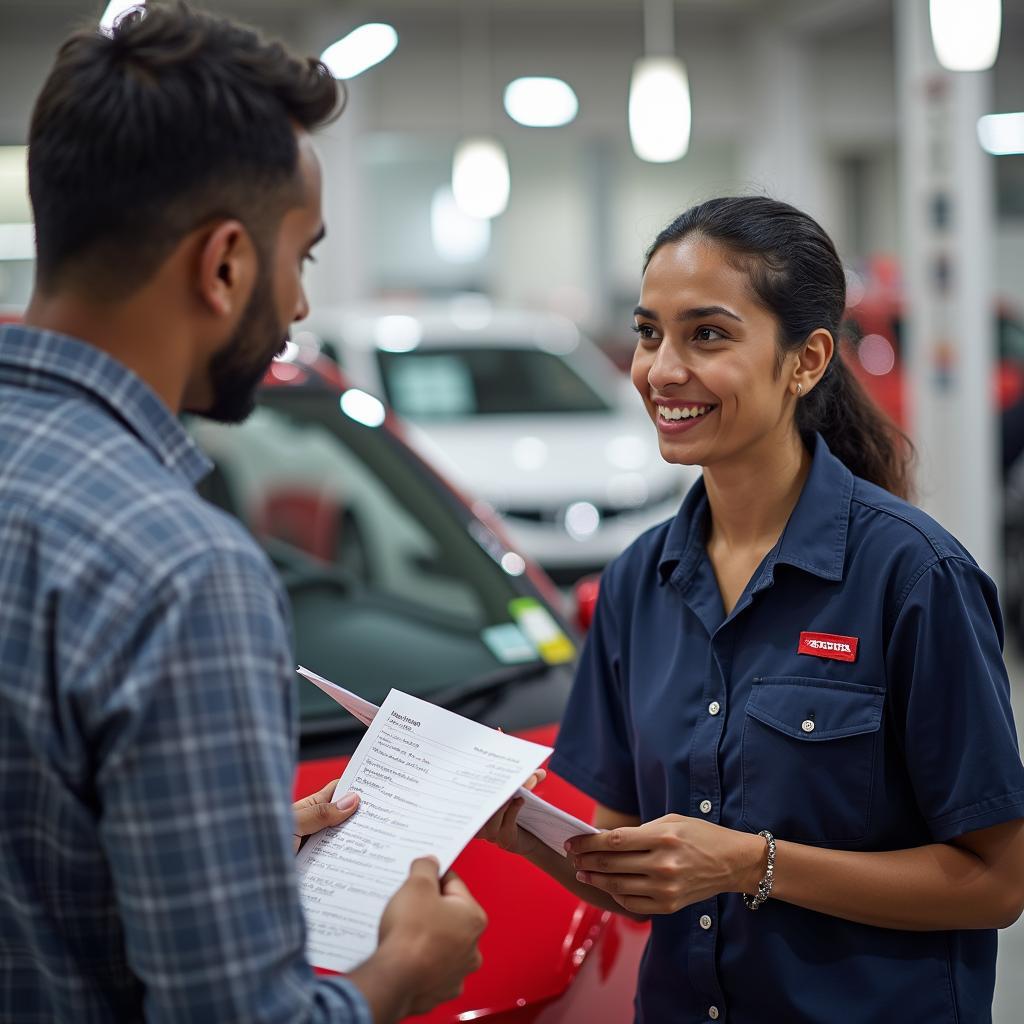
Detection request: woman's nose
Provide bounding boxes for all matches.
[648,343,692,390]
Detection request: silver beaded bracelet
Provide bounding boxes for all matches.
[742,830,776,911]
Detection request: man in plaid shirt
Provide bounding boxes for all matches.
[0,4,485,1022]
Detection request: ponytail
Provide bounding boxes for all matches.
[797,354,914,500]
[645,196,914,498]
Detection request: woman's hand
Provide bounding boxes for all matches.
[475,769,547,856]
[565,814,766,915]
[292,778,360,853]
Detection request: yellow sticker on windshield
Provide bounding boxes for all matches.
[508,597,575,665]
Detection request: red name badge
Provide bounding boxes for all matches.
[798,631,859,663]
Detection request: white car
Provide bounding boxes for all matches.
[295,301,700,583]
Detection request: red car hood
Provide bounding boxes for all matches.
[294,723,610,1021]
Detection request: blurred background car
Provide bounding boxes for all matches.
[838,270,1024,654]
[840,260,1024,443]
[186,354,649,1023]
[296,301,699,586]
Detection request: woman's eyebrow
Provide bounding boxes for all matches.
[678,305,743,322]
[633,304,743,323]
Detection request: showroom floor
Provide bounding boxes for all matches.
[993,643,1024,1022]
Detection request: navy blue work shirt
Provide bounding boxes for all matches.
[550,434,1024,1024]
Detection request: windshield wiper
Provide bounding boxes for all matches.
[430,661,550,717]
[299,661,552,743]
[299,713,369,740]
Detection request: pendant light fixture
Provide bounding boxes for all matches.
[451,1,509,220]
[629,0,691,163]
[320,23,398,81]
[451,139,510,219]
[929,0,1001,72]
[504,77,579,128]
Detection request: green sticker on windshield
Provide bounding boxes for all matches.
[481,623,538,665]
[508,597,575,665]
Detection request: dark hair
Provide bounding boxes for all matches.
[28,1,342,298]
[645,196,914,499]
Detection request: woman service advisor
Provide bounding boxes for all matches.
[480,196,1024,1023]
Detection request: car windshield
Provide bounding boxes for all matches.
[376,345,612,418]
[187,382,573,742]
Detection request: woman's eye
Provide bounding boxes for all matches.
[695,326,726,343]
[632,323,658,341]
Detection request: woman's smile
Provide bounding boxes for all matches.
[654,401,718,434]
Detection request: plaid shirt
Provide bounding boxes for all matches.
[0,325,370,1024]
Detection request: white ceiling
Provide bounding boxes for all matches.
[0,0,888,41]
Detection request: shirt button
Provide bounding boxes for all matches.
[708,700,721,716]
[709,1007,720,1020]
[801,719,815,733]
[699,799,712,814]
[699,914,712,930]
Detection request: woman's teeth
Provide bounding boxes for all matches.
[657,404,714,421]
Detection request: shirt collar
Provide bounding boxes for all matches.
[657,433,853,588]
[0,324,212,487]
[657,474,710,587]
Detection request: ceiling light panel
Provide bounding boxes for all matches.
[503,77,579,128]
[321,23,398,80]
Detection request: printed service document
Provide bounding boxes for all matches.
[298,667,599,856]
[295,678,557,972]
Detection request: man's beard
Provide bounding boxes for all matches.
[202,270,287,424]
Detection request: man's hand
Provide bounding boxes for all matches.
[566,814,766,915]
[351,856,487,1019]
[475,768,546,856]
[292,779,359,854]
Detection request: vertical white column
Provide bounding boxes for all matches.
[739,24,826,222]
[895,0,997,575]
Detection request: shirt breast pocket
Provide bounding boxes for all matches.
[740,676,885,844]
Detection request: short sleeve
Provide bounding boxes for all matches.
[887,556,1024,842]
[549,564,639,815]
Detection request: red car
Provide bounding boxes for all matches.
[186,353,648,1022]
[842,284,1024,429]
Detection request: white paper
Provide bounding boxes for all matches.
[295,666,600,856]
[295,687,552,973]
[515,788,596,851]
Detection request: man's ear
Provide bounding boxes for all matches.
[794,327,835,396]
[196,219,257,318]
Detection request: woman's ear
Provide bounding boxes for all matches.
[195,219,257,318]
[793,328,835,397]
